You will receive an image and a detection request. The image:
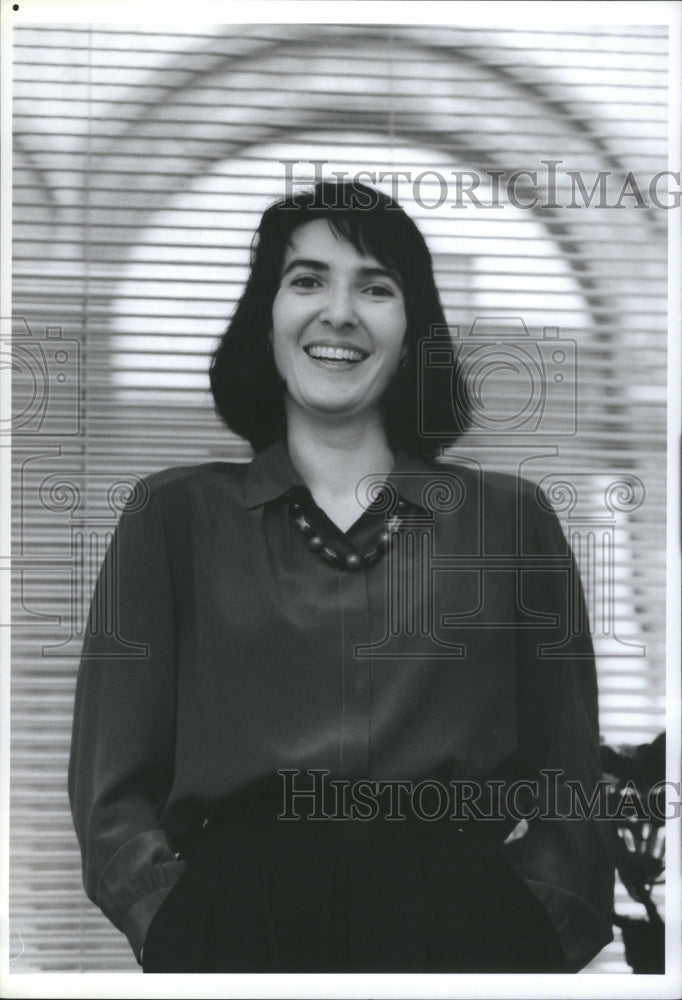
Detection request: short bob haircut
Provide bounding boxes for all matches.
[209,180,471,460]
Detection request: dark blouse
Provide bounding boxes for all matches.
[68,440,614,969]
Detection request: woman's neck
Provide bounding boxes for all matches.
[286,410,395,532]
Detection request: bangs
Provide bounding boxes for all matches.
[324,211,401,276]
[271,181,420,289]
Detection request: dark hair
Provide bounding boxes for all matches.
[209,180,470,460]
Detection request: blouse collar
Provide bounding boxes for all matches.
[242,438,441,512]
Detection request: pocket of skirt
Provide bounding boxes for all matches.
[141,862,191,970]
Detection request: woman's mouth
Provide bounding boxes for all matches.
[304,344,369,365]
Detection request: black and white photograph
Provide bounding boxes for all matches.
[1,1,680,997]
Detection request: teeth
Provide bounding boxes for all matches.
[306,345,366,362]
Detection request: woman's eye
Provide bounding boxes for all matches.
[290,275,321,289]
[364,284,396,298]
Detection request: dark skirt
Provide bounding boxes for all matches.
[143,798,567,973]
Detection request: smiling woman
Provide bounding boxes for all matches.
[271,219,408,419]
[270,219,408,528]
[209,182,467,461]
[69,180,615,974]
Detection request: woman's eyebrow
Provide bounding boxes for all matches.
[359,266,402,286]
[281,258,329,277]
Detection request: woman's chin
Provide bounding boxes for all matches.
[306,401,373,421]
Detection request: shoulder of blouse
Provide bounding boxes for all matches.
[109,462,256,541]
[432,458,549,506]
[432,459,565,552]
[143,460,250,493]
[126,460,252,513]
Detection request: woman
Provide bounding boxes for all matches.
[69,180,614,973]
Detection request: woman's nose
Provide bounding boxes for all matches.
[319,283,358,328]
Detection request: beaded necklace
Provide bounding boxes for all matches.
[286,485,407,571]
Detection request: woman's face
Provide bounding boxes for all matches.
[270,219,407,425]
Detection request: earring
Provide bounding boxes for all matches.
[399,356,409,370]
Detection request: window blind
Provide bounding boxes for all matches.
[10,22,669,973]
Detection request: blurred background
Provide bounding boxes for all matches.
[10,22,669,972]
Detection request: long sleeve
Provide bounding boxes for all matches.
[68,485,186,961]
[504,481,614,970]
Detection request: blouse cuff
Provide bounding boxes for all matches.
[522,879,614,972]
[95,829,187,962]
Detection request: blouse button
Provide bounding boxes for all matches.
[308,535,323,551]
[345,553,361,571]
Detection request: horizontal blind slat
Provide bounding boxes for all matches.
[10,21,669,975]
